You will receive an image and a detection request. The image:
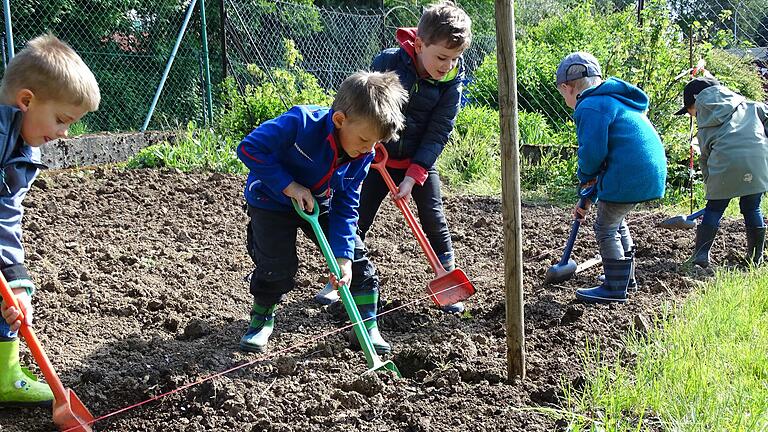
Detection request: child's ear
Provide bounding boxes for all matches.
[414,37,424,54]
[332,111,346,128]
[15,89,34,112]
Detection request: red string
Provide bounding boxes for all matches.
[61,279,475,432]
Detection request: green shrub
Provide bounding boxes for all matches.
[216,39,334,142]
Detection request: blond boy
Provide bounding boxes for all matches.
[0,33,100,406]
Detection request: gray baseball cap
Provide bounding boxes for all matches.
[556,52,602,85]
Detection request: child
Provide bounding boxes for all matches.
[314,1,472,314]
[237,71,407,354]
[0,34,100,406]
[675,77,768,267]
[555,51,667,303]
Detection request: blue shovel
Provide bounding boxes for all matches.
[292,198,400,377]
[544,186,595,284]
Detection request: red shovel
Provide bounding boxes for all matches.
[371,143,475,307]
[0,273,95,432]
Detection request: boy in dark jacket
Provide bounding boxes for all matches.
[237,71,407,354]
[675,77,768,267]
[556,51,667,304]
[314,1,472,314]
[0,34,100,406]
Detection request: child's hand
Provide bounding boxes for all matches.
[394,176,416,201]
[0,288,33,332]
[573,199,592,223]
[283,182,314,212]
[330,258,352,289]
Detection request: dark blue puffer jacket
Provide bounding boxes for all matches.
[370,28,464,184]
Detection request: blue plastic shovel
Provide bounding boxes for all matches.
[292,198,400,377]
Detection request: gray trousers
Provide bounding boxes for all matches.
[593,201,637,260]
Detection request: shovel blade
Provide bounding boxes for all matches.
[659,215,697,230]
[53,389,94,432]
[545,259,577,284]
[427,268,475,307]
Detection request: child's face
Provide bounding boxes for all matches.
[332,112,382,158]
[557,83,579,109]
[17,90,89,147]
[414,38,465,81]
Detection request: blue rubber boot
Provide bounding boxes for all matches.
[314,281,339,305]
[348,289,390,354]
[746,226,765,266]
[239,302,277,353]
[576,257,632,304]
[0,338,54,407]
[439,253,465,314]
[692,224,718,268]
[597,246,637,292]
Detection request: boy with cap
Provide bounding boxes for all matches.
[675,77,768,267]
[556,51,667,303]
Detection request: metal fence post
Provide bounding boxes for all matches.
[141,0,199,132]
[3,0,14,62]
[200,0,214,123]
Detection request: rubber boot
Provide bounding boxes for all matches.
[438,254,465,314]
[576,257,631,304]
[314,281,339,305]
[692,224,718,268]
[0,338,54,407]
[746,226,766,266]
[597,247,637,292]
[348,289,391,354]
[239,302,277,353]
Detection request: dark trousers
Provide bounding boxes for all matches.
[358,166,453,261]
[246,205,378,306]
[702,193,765,228]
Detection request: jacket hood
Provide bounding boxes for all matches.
[578,77,649,111]
[396,28,418,63]
[694,85,746,128]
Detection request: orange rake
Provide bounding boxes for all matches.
[371,143,476,307]
[0,273,95,432]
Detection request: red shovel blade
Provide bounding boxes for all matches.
[427,268,475,307]
[54,389,94,432]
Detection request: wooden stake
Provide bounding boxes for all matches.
[496,0,525,381]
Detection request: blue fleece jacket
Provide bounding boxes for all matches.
[0,105,44,269]
[574,77,667,203]
[236,105,373,260]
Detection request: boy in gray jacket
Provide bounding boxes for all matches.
[0,34,100,406]
[675,77,768,266]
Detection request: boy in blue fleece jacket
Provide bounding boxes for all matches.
[0,34,100,406]
[314,1,472,314]
[237,71,407,354]
[556,52,667,304]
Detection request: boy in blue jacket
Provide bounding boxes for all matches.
[556,52,667,303]
[237,71,407,354]
[0,34,100,406]
[314,1,472,314]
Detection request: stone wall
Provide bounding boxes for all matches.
[40,131,179,169]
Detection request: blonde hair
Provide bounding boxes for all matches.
[332,71,408,143]
[567,76,603,93]
[0,33,100,110]
[417,1,472,50]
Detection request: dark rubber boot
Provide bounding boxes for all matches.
[576,257,631,304]
[239,302,277,353]
[746,226,766,266]
[692,224,718,268]
[598,246,637,292]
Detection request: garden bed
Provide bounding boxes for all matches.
[1,167,739,431]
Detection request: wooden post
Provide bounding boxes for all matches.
[495,0,525,380]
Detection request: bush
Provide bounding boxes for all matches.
[216,39,334,142]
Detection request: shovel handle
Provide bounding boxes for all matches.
[0,273,68,403]
[292,198,342,280]
[372,143,445,275]
[687,208,705,221]
[559,187,595,265]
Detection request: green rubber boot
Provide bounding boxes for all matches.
[239,303,277,353]
[0,339,53,407]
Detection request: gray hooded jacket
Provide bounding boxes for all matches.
[695,85,768,200]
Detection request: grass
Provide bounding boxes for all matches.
[555,267,768,431]
[125,122,246,174]
[68,121,90,137]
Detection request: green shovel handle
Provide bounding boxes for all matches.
[291,198,342,280]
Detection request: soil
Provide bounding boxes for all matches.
[0,167,746,432]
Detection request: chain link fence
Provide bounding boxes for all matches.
[1,0,766,134]
[1,0,209,132]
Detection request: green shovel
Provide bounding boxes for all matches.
[292,198,400,377]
